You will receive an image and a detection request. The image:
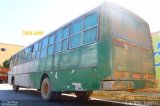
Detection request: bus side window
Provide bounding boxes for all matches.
[17,53,19,65]
[11,56,15,67]
[36,51,40,59]
[18,52,22,64]
[34,42,41,60]
[84,12,98,29]
[70,33,81,48]
[42,37,48,48]
[48,45,54,55]
[40,37,48,58]
[30,45,34,53]
[83,27,97,44]
[70,18,83,35]
[26,48,30,62]
[40,48,47,58]
[25,48,29,55]
[21,50,25,64]
[83,12,98,44]
[48,34,54,45]
[39,42,42,50]
[30,45,35,61]
[14,55,17,65]
[48,34,54,55]
[14,54,18,66]
[55,29,62,53]
[70,18,83,48]
[28,47,32,55]
[10,57,13,67]
[27,54,31,62]
[24,48,29,63]
[62,26,69,51]
[34,43,39,52]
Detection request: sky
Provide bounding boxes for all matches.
[0,0,160,46]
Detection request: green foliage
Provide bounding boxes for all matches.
[3,59,10,68]
[0,65,3,68]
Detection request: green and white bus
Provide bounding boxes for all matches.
[8,2,155,101]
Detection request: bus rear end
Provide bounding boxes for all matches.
[102,3,155,90]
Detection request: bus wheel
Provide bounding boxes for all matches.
[12,79,19,92]
[41,77,61,101]
[75,91,93,99]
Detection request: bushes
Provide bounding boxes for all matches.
[3,59,10,68]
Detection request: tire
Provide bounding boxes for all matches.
[41,77,61,101]
[75,91,93,99]
[12,79,19,92]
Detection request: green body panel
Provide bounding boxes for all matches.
[30,43,103,91]
[98,3,113,80]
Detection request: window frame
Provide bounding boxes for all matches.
[47,44,54,56]
[62,26,69,51]
[82,11,99,46]
[83,26,98,45]
[69,18,83,49]
[40,47,47,58]
[34,42,39,53]
[69,32,82,49]
[69,10,99,49]
[47,34,55,56]
[48,34,55,46]
[84,11,98,30]
[42,37,49,48]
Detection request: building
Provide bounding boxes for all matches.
[151,31,160,88]
[0,43,23,66]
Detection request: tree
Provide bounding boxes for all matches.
[3,59,10,68]
[0,65,3,68]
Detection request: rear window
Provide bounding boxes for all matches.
[110,6,151,48]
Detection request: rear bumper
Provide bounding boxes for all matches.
[101,79,156,90]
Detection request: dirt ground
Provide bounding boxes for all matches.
[92,89,160,101]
